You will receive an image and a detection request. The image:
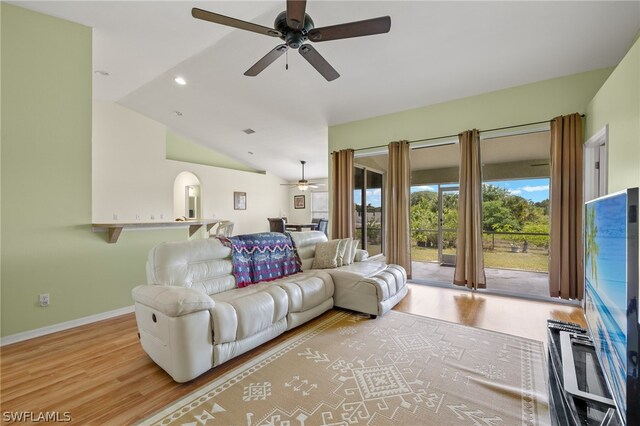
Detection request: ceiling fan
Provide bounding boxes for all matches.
[281,161,325,191]
[191,0,391,81]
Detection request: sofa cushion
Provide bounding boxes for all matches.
[290,231,329,271]
[273,270,334,313]
[325,261,389,288]
[312,239,341,269]
[146,238,236,295]
[210,284,288,343]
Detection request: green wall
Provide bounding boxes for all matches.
[586,37,640,192]
[329,68,613,152]
[166,130,263,174]
[0,5,185,337]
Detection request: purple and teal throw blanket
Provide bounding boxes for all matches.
[218,232,301,288]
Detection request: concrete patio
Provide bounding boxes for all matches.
[411,261,551,299]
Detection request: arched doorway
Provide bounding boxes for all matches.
[173,172,202,219]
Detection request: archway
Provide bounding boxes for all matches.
[173,172,202,219]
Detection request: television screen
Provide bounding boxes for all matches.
[584,188,639,425]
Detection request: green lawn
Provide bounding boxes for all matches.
[411,245,549,272]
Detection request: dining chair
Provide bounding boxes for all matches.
[213,221,234,237]
[317,219,328,236]
[267,217,286,233]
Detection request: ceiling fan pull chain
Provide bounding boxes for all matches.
[286,49,289,70]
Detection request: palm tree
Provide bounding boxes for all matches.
[585,205,600,287]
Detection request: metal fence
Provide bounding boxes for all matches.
[411,229,549,254]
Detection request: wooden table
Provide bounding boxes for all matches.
[285,223,319,231]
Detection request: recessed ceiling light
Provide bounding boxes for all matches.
[94,70,110,76]
[174,76,187,86]
[173,110,183,117]
[243,128,256,134]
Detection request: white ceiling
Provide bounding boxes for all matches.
[13,1,640,181]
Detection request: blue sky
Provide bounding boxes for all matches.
[487,178,550,203]
[410,178,550,203]
[360,178,550,207]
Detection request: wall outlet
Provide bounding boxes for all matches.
[159,214,164,220]
[39,293,50,307]
[113,213,118,220]
[150,214,155,220]
[135,214,140,220]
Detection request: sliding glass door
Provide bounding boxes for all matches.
[354,166,384,256]
[480,131,551,298]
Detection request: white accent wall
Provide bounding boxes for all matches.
[287,179,329,224]
[92,101,289,235]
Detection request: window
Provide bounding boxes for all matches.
[311,191,328,220]
[354,167,384,256]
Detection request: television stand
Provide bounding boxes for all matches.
[547,321,621,426]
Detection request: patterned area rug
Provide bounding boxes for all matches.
[140,310,549,426]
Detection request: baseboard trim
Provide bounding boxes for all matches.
[0,305,135,347]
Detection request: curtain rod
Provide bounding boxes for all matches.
[352,115,585,152]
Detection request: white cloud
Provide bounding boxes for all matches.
[509,189,522,195]
[411,185,436,192]
[521,185,549,192]
[367,188,382,196]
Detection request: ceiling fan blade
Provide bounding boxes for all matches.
[308,16,391,42]
[192,8,282,38]
[299,45,339,81]
[244,45,288,76]
[286,0,307,30]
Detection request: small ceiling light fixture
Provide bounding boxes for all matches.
[94,70,110,76]
[297,160,309,191]
[173,110,183,117]
[174,76,187,85]
[248,151,254,155]
[243,128,256,135]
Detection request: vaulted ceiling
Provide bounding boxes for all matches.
[15,1,640,181]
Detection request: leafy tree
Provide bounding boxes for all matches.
[482,200,520,232]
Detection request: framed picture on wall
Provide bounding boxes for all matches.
[294,195,305,209]
[234,192,246,210]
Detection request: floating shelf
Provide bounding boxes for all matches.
[91,219,222,244]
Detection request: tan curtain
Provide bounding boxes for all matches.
[331,149,355,239]
[454,129,486,289]
[549,113,584,300]
[384,141,412,278]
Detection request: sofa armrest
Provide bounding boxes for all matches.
[354,249,369,262]
[132,285,214,317]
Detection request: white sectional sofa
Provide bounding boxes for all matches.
[132,231,407,382]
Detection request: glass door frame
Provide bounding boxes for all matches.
[437,185,459,266]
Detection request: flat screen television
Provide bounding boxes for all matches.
[584,187,639,425]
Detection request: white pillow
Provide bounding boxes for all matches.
[347,239,360,264]
[336,238,351,266]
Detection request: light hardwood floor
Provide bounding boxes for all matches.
[0,283,585,425]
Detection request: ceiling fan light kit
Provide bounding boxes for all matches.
[192,0,391,81]
[281,160,325,191]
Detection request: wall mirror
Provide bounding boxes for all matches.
[185,185,200,219]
